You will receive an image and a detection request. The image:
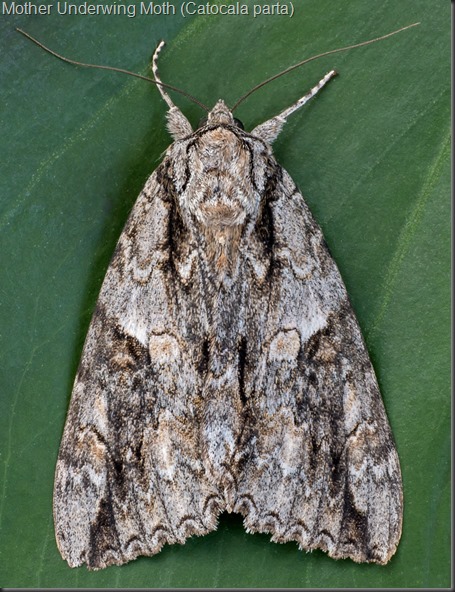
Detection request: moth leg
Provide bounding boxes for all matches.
[152,40,176,110]
[152,40,193,140]
[251,70,337,144]
[276,69,337,120]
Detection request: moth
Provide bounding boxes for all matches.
[18,26,414,570]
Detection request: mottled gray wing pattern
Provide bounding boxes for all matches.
[234,167,402,565]
[53,172,223,570]
[54,113,402,569]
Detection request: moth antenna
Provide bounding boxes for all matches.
[231,22,420,112]
[16,28,209,112]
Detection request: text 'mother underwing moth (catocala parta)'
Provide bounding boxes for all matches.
[18,25,416,570]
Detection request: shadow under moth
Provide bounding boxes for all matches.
[19,24,417,570]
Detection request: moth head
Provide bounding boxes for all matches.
[197,100,244,130]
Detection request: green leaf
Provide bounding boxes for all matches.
[0,0,449,587]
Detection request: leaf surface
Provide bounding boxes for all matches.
[0,0,450,587]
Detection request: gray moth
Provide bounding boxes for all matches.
[52,40,403,570]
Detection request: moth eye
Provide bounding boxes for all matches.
[233,118,244,129]
[198,116,208,129]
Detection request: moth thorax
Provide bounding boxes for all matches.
[190,127,252,229]
[199,200,246,227]
[198,198,245,274]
